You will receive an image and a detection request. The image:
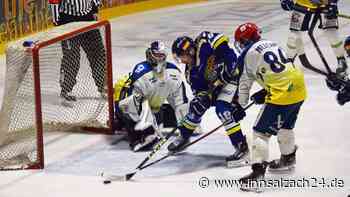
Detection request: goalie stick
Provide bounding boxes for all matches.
[103,101,255,183]
[101,125,178,183]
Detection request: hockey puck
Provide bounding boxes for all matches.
[103,180,111,184]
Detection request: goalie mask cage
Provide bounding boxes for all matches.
[0,20,114,170]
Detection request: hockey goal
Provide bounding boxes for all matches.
[0,20,114,170]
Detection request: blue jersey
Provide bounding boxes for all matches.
[186,31,238,97]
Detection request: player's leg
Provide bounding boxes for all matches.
[238,104,278,191]
[60,37,81,104]
[321,12,348,79]
[215,84,249,168]
[286,4,312,62]
[167,94,210,152]
[268,101,303,173]
[215,100,249,168]
[80,29,107,96]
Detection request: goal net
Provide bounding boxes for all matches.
[0,20,114,170]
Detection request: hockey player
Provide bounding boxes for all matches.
[280,0,349,80]
[330,36,350,105]
[233,23,307,191]
[345,36,350,57]
[169,32,249,167]
[324,36,350,105]
[114,41,190,152]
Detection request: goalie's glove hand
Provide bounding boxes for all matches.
[190,94,211,117]
[250,89,267,104]
[231,102,246,123]
[325,74,342,91]
[325,1,338,19]
[336,88,350,106]
[280,0,294,11]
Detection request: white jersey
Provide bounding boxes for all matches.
[238,40,306,106]
[118,61,188,128]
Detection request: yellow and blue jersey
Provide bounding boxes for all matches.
[186,31,238,97]
[295,0,327,9]
[237,40,307,105]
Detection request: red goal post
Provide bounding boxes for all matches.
[0,20,115,170]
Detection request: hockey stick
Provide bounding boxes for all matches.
[308,11,333,74]
[299,10,350,88]
[102,125,178,183]
[338,13,350,19]
[104,101,255,183]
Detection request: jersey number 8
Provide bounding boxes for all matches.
[263,48,289,73]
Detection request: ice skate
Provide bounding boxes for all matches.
[268,146,297,173]
[239,162,268,193]
[60,91,77,107]
[226,139,250,168]
[167,135,190,152]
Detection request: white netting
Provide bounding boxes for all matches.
[0,21,112,169]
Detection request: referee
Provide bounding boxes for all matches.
[49,0,106,105]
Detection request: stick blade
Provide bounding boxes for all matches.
[125,172,136,180]
[101,173,128,183]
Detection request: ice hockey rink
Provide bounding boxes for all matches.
[1,0,350,196]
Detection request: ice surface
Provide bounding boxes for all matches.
[0,0,350,196]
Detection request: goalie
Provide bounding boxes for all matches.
[113,41,190,152]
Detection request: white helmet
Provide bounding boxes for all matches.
[146,40,167,73]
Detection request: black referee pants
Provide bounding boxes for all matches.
[59,13,106,94]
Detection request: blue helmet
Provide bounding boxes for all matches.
[171,36,195,58]
[344,36,350,57]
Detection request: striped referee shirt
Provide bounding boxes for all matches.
[49,0,101,24]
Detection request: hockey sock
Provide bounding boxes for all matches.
[226,123,245,146]
[252,132,270,164]
[277,129,295,155]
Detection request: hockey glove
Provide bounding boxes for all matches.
[325,74,342,91]
[250,89,267,104]
[231,102,246,123]
[325,1,338,19]
[280,0,294,11]
[190,94,211,117]
[216,63,235,84]
[336,88,350,105]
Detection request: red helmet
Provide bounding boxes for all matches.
[234,22,261,47]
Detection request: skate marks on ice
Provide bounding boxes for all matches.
[44,132,235,179]
[113,1,286,47]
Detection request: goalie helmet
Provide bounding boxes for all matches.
[146,40,167,73]
[172,36,196,65]
[234,22,261,49]
[344,36,350,57]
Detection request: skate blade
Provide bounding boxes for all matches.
[268,165,295,174]
[226,157,250,168]
[60,99,74,108]
[240,185,264,193]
